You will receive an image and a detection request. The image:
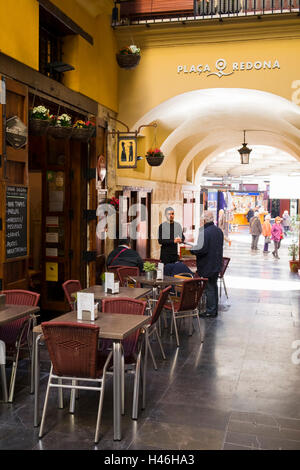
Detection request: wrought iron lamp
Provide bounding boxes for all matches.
[238,130,252,164]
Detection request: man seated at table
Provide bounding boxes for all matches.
[164,261,194,278]
[107,237,144,273]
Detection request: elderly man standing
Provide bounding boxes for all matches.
[249,211,262,251]
[191,210,224,318]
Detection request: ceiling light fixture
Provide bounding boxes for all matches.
[238,130,252,164]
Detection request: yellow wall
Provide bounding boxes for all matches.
[0,0,119,112]
[116,19,300,183]
[52,0,118,112]
[0,0,39,70]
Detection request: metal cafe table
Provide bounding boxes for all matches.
[74,285,152,305]
[0,304,40,399]
[32,311,150,441]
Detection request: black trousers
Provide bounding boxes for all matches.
[205,273,219,316]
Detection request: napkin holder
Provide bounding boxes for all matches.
[107,282,120,295]
[82,303,99,321]
[0,294,6,311]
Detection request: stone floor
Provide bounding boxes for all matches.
[1,228,300,450]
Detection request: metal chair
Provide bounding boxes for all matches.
[0,289,40,402]
[218,257,230,300]
[116,266,140,287]
[38,322,112,444]
[146,286,172,370]
[0,340,8,402]
[62,280,82,311]
[164,278,207,347]
[101,297,146,420]
[106,265,124,280]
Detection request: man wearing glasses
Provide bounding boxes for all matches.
[158,207,185,265]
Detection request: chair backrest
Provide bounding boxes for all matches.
[62,280,82,310]
[101,297,146,357]
[178,278,208,312]
[151,286,172,326]
[219,257,230,278]
[116,267,140,287]
[107,265,123,279]
[1,289,40,306]
[0,290,40,347]
[41,322,100,378]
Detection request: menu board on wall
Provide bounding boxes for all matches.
[6,186,28,259]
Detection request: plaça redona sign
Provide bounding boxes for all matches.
[177,58,280,78]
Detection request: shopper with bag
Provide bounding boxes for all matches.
[262,214,272,253]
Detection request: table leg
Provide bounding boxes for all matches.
[113,340,122,441]
[30,316,37,394]
[142,328,149,410]
[34,333,42,427]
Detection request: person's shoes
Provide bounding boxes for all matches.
[272,251,276,257]
[276,255,280,259]
[199,312,218,318]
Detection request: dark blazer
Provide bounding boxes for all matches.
[158,221,185,265]
[190,222,224,278]
[107,245,144,273]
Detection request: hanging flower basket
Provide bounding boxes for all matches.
[116,45,141,70]
[48,113,73,140]
[29,106,51,136]
[29,119,50,136]
[72,120,96,142]
[146,148,165,167]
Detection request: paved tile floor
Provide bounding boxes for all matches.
[1,228,300,450]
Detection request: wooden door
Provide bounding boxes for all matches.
[183,191,195,243]
[0,77,29,291]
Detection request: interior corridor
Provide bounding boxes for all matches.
[1,229,300,450]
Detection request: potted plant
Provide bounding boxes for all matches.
[48,113,73,139]
[143,261,157,280]
[29,105,51,136]
[146,148,165,167]
[72,119,96,142]
[287,215,300,273]
[116,45,141,70]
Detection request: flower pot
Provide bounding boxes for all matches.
[116,53,141,70]
[145,271,156,280]
[48,126,73,140]
[72,127,96,142]
[289,260,300,273]
[29,119,50,136]
[146,155,164,167]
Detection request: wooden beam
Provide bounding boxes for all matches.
[0,52,98,116]
[38,0,94,45]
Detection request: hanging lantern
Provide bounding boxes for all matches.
[238,130,252,164]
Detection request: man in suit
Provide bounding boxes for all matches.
[107,237,144,273]
[191,210,224,318]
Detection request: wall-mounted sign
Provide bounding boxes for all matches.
[117,134,137,169]
[177,58,280,78]
[46,262,58,282]
[97,154,106,182]
[6,186,28,259]
[6,115,28,149]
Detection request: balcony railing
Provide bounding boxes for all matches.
[115,0,300,26]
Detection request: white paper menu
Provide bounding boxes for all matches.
[105,272,115,293]
[77,292,95,321]
[157,263,164,280]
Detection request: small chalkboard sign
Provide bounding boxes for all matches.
[6,186,28,259]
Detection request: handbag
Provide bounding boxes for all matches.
[265,236,271,244]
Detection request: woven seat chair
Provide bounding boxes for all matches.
[164,278,207,347]
[116,266,140,287]
[0,289,40,402]
[106,265,123,280]
[62,280,82,311]
[39,322,112,443]
[101,297,146,420]
[146,286,172,370]
[218,257,231,299]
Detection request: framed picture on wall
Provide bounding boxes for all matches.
[117,134,137,169]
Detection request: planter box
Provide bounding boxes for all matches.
[72,127,95,142]
[48,126,73,140]
[29,119,50,136]
[289,260,300,273]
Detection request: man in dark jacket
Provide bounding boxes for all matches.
[190,210,224,318]
[107,237,144,273]
[158,207,185,265]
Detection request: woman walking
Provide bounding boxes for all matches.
[282,210,291,236]
[271,216,283,259]
[262,214,272,253]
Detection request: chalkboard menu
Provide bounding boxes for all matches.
[6,186,28,259]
